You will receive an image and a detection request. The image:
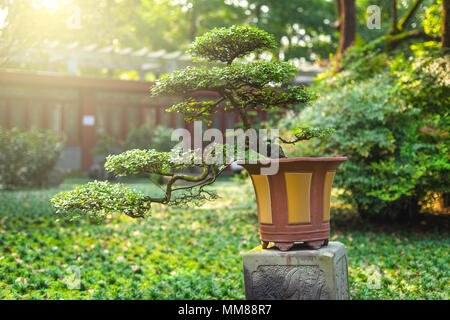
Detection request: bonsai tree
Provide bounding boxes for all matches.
[51,25,331,221]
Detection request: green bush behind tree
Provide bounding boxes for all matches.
[125,124,175,152]
[282,43,449,221]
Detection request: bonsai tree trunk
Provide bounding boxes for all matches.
[443,0,450,49]
[337,0,356,57]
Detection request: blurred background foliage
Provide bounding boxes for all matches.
[0,0,448,300]
[0,0,445,72]
[0,128,65,190]
[1,0,338,65]
[1,0,448,220]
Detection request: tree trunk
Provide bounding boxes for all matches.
[397,0,424,31]
[443,0,450,49]
[385,0,427,51]
[190,0,197,41]
[337,0,356,56]
[390,0,399,34]
[333,0,341,30]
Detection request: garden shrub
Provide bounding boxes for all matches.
[125,124,177,184]
[90,133,120,181]
[282,47,449,221]
[0,128,64,190]
[92,132,119,158]
[125,124,175,152]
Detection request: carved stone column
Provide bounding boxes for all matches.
[242,241,350,300]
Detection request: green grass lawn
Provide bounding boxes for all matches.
[0,176,448,300]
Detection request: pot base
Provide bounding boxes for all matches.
[262,239,329,251]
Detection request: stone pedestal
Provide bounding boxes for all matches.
[242,241,349,300]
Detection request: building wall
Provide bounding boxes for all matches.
[0,71,260,171]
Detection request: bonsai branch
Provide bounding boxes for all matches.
[171,164,229,193]
[279,128,334,145]
[171,97,226,122]
[163,164,211,202]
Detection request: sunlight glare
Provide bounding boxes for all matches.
[32,0,63,11]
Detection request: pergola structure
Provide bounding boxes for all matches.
[5,40,194,79]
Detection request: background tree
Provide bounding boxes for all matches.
[282,0,448,220]
[1,0,338,73]
[240,0,337,62]
[124,0,245,51]
[336,0,356,56]
[332,0,444,69]
[443,0,450,47]
[384,0,440,51]
[0,0,135,66]
[138,0,338,62]
[0,0,46,65]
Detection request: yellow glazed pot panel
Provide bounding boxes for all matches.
[284,173,312,224]
[251,175,272,224]
[322,171,335,222]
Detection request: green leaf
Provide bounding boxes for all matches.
[188,25,277,64]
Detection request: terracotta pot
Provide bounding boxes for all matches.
[240,157,347,251]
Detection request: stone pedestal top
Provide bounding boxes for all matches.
[242,241,350,300]
[243,241,346,258]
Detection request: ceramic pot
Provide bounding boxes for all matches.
[240,157,347,251]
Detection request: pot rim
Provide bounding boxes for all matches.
[237,156,347,165]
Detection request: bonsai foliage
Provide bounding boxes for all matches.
[51,25,331,220]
